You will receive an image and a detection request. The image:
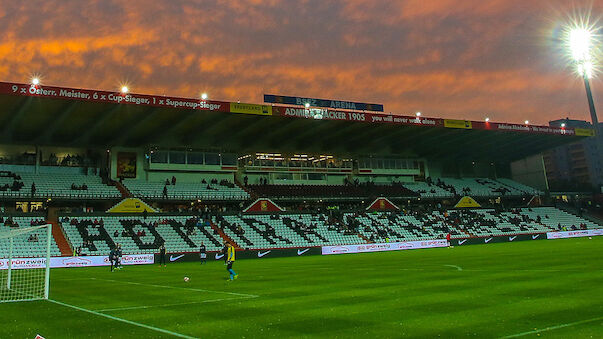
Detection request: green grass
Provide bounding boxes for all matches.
[1,238,602,338]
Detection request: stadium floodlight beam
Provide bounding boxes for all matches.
[566,24,600,136]
[201,93,208,100]
[31,78,40,86]
[121,86,129,94]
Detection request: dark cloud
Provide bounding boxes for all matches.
[0,0,601,124]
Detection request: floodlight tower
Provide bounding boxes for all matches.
[568,27,600,135]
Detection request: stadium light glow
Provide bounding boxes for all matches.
[121,86,129,94]
[561,123,566,128]
[304,103,310,108]
[416,112,421,117]
[524,120,529,125]
[485,117,490,122]
[31,78,40,86]
[201,93,208,100]
[561,18,601,138]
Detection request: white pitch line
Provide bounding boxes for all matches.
[95,295,257,312]
[443,265,463,271]
[48,299,197,339]
[89,277,259,298]
[500,316,603,338]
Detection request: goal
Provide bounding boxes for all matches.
[0,224,52,303]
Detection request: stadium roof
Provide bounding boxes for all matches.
[0,81,595,162]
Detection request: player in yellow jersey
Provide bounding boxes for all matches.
[226,242,238,280]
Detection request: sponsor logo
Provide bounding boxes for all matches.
[458,239,467,245]
[297,249,310,256]
[484,237,493,243]
[215,253,224,260]
[169,254,185,262]
[532,234,540,239]
[257,250,271,258]
[61,257,92,267]
[509,236,517,241]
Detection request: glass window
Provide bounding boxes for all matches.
[221,154,237,165]
[308,173,326,180]
[169,151,186,164]
[187,152,204,164]
[151,151,168,163]
[205,153,220,165]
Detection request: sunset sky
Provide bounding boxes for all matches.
[0,0,601,124]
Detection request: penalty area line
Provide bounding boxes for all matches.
[48,299,197,339]
[95,295,258,312]
[89,277,259,298]
[500,316,603,338]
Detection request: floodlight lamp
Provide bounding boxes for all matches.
[524,120,529,125]
[31,78,40,86]
[416,112,421,117]
[304,103,310,108]
[121,86,129,94]
[485,117,490,122]
[201,93,208,100]
[569,28,592,62]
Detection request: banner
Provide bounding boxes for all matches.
[454,196,481,208]
[0,82,228,112]
[264,94,384,112]
[444,119,472,129]
[116,152,137,178]
[546,229,603,239]
[107,198,157,213]
[243,198,284,213]
[366,197,399,211]
[574,128,596,137]
[0,254,154,270]
[322,239,448,255]
[230,102,272,116]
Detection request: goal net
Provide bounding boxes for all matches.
[0,224,52,303]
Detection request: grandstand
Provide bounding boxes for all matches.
[123,179,249,201]
[0,80,598,258]
[0,216,61,257]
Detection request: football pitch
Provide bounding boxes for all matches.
[1,238,602,338]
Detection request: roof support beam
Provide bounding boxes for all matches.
[107,107,160,146]
[32,102,80,144]
[1,97,33,141]
[72,105,122,145]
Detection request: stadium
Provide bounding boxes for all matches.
[0,75,601,338]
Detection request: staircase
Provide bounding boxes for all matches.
[234,177,257,200]
[210,220,240,248]
[114,181,134,198]
[47,208,72,256]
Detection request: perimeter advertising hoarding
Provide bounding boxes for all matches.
[451,233,545,246]
[321,239,449,255]
[0,254,154,270]
[264,94,384,112]
[546,229,603,239]
[162,247,322,263]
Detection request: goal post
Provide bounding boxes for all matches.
[0,224,52,303]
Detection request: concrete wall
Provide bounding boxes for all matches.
[511,154,549,191]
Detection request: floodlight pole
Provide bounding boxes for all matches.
[582,74,600,136]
